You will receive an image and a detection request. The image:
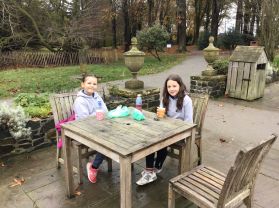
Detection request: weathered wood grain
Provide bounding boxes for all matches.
[168,134,277,208]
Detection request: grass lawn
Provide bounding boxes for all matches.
[0,54,186,98]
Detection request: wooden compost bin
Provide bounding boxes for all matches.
[225,46,267,100]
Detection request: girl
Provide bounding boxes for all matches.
[136,74,193,185]
[73,74,108,183]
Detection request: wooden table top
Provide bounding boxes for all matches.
[62,109,196,157]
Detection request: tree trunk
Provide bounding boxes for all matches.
[15,2,56,52]
[243,0,251,34]
[194,0,202,44]
[204,0,211,33]
[123,0,131,52]
[147,0,154,26]
[111,0,117,49]
[249,3,256,35]
[260,0,279,61]
[211,0,219,39]
[176,0,186,52]
[235,0,243,33]
[255,0,261,37]
[112,16,117,49]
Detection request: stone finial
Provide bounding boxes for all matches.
[123,37,145,89]
[202,36,220,76]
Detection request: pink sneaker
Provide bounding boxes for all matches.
[86,162,98,183]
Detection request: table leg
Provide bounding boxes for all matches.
[180,128,196,173]
[62,129,75,198]
[120,156,132,208]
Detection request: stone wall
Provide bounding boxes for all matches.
[190,75,227,98]
[0,117,55,158]
[107,85,160,112]
[1,86,161,158]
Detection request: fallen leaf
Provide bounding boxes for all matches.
[75,191,82,196]
[9,177,25,187]
[219,138,227,143]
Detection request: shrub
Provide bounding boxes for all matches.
[217,29,256,50]
[217,30,244,50]
[137,24,170,61]
[212,58,229,75]
[0,103,31,140]
[15,93,52,118]
[273,55,279,70]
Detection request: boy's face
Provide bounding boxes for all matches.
[81,76,98,96]
[167,80,180,97]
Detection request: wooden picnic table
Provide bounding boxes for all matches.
[61,108,196,208]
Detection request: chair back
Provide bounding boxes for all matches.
[49,92,77,125]
[189,93,209,136]
[218,134,277,207]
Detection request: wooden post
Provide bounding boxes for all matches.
[61,129,75,198]
[120,156,132,208]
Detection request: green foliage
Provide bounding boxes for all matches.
[217,30,256,50]
[15,93,51,118]
[217,31,244,50]
[272,55,279,70]
[212,58,229,75]
[0,103,31,140]
[137,25,170,61]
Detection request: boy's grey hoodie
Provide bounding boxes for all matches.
[73,90,108,120]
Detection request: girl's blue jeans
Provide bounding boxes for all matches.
[92,152,104,168]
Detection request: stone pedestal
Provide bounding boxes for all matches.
[190,75,227,98]
[107,85,160,112]
[125,79,144,89]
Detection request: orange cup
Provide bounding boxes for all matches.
[157,107,166,118]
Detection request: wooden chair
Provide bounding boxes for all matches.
[49,92,112,184]
[168,93,209,172]
[168,134,277,208]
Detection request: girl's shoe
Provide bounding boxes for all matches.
[136,170,157,185]
[154,167,163,174]
[86,162,98,183]
[141,167,162,176]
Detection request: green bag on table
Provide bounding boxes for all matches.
[107,105,130,118]
[132,109,145,121]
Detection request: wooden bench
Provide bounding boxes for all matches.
[168,93,209,173]
[168,134,277,208]
[49,91,112,184]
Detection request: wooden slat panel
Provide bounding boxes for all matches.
[246,63,256,100]
[182,177,220,199]
[188,174,222,194]
[235,62,244,98]
[258,70,266,98]
[196,169,224,185]
[218,135,277,207]
[201,167,226,181]
[229,62,238,95]
[176,180,218,204]
[204,166,226,177]
[192,172,223,190]
[240,62,251,100]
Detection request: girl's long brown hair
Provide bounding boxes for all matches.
[162,74,187,113]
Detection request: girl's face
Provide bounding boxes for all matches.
[167,80,180,97]
[81,76,98,96]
